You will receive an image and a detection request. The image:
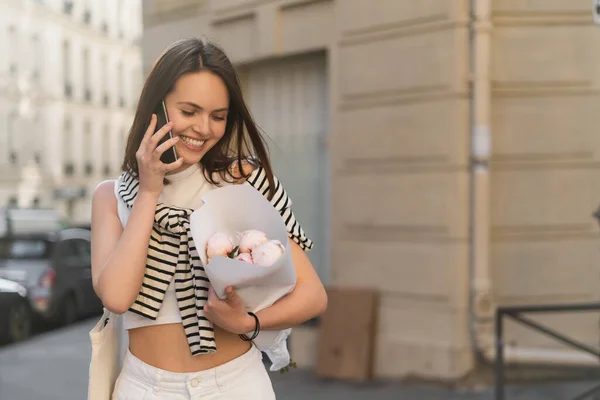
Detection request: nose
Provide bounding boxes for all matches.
[192,114,210,136]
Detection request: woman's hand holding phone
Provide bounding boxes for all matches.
[136,114,184,197]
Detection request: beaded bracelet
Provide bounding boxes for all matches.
[239,311,260,342]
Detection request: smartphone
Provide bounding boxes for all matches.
[155,100,178,164]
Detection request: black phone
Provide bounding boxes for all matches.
[155,100,179,164]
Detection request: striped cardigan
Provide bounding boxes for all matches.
[116,166,313,355]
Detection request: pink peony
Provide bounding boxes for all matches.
[235,252,254,263]
[206,232,234,261]
[238,229,269,253]
[252,240,285,267]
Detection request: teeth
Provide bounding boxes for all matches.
[181,136,205,148]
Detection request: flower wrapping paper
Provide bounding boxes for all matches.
[189,184,297,371]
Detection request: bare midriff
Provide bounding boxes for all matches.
[128,323,251,373]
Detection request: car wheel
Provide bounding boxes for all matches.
[60,294,78,326]
[7,300,32,343]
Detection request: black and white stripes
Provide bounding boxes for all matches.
[118,172,216,354]
[116,165,313,356]
[244,167,314,252]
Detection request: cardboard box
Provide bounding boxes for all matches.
[316,287,379,381]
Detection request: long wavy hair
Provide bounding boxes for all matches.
[121,37,275,197]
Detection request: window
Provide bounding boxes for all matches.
[56,239,90,266]
[74,239,91,260]
[7,113,17,165]
[83,48,91,101]
[8,26,17,76]
[101,55,109,106]
[83,9,91,24]
[63,117,73,175]
[0,114,7,164]
[83,119,92,175]
[31,35,41,81]
[82,0,92,24]
[0,239,51,259]
[55,239,78,261]
[32,115,41,165]
[117,62,125,108]
[63,39,72,98]
[102,123,110,175]
[63,0,73,15]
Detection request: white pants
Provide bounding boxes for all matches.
[112,345,276,399]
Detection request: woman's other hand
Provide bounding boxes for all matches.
[204,286,255,335]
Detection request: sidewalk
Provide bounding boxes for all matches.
[270,367,599,400]
[0,317,598,400]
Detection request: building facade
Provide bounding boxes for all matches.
[142,0,600,381]
[0,0,143,225]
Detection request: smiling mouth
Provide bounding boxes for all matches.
[180,136,205,149]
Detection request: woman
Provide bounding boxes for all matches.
[91,37,327,399]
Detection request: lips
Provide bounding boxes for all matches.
[179,135,206,151]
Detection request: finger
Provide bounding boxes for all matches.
[140,114,157,149]
[153,135,180,158]
[148,121,174,150]
[225,286,237,301]
[163,157,185,173]
[205,290,214,310]
[225,287,244,309]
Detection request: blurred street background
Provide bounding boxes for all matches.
[2,316,600,400]
[3,0,600,399]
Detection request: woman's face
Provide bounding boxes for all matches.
[163,71,229,173]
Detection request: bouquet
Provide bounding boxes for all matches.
[206,230,286,268]
[189,184,297,371]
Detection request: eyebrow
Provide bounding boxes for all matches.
[176,101,228,113]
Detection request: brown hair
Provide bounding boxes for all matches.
[121,37,275,197]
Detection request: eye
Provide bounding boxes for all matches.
[181,110,195,117]
[212,115,226,121]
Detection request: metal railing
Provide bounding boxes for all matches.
[495,303,600,400]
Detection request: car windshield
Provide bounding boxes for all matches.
[0,238,50,259]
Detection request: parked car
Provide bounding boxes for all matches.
[0,277,31,344]
[0,228,103,327]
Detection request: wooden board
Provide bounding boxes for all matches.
[315,287,379,381]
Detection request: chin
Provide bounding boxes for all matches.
[175,145,206,164]
[180,155,204,166]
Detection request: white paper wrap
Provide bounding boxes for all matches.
[189,184,296,371]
